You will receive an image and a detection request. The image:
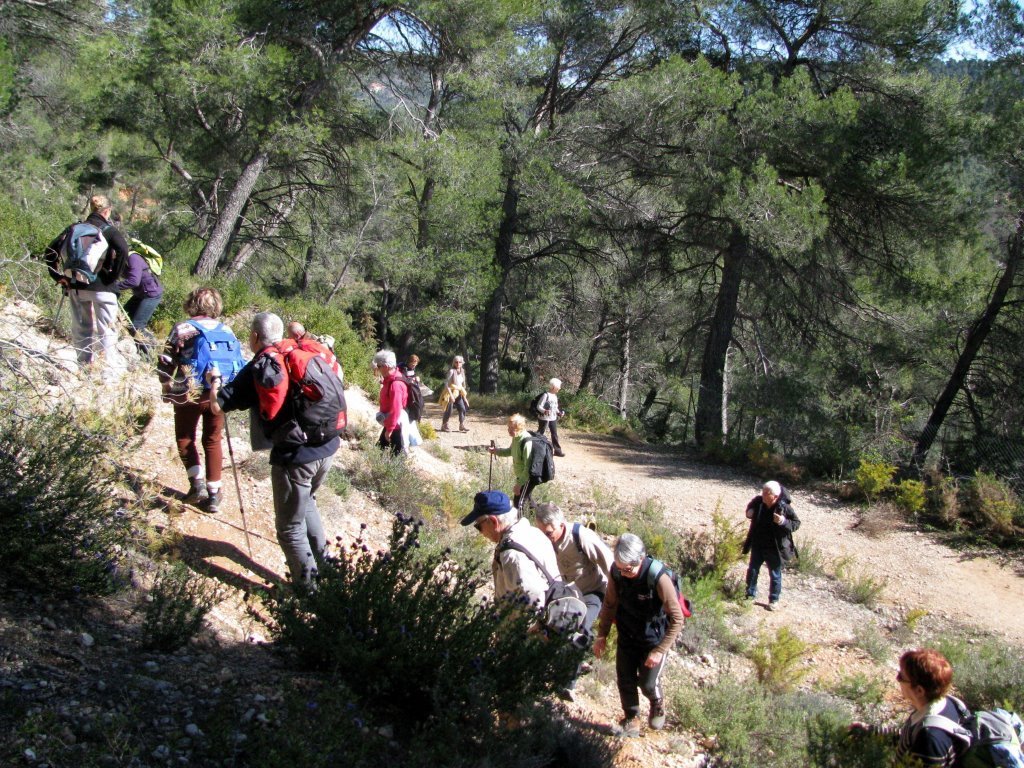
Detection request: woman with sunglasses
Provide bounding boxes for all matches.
[851,648,969,767]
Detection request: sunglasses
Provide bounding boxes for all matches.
[473,519,485,531]
[896,669,910,684]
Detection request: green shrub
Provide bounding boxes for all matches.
[806,711,909,768]
[351,442,430,516]
[749,626,811,691]
[894,479,926,515]
[792,537,828,576]
[675,503,746,581]
[270,517,583,740]
[962,471,1020,538]
[141,561,223,652]
[834,557,886,607]
[830,672,887,707]
[929,634,1024,711]
[851,621,891,663]
[417,420,437,440]
[0,407,138,595]
[674,675,849,768]
[325,467,351,499]
[558,389,627,434]
[853,457,896,501]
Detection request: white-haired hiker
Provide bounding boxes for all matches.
[594,533,684,737]
[742,480,800,610]
[439,354,469,432]
[536,377,565,457]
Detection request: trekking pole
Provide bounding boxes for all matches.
[222,412,253,560]
[53,291,66,328]
[212,362,253,560]
[488,439,495,490]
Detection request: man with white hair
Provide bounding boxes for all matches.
[210,311,343,588]
[536,377,566,457]
[461,490,557,609]
[742,480,801,610]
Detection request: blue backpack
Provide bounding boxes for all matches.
[181,321,244,390]
[60,222,110,284]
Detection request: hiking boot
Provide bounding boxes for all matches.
[557,687,576,703]
[554,450,566,457]
[649,700,666,731]
[205,489,222,514]
[440,424,451,432]
[616,717,641,738]
[185,477,208,504]
[459,426,469,433]
[767,600,779,611]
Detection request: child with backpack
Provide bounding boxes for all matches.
[157,287,245,513]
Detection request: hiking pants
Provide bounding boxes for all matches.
[745,544,783,603]
[442,396,468,428]
[125,294,161,333]
[271,455,331,587]
[378,426,405,456]
[537,418,562,452]
[566,591,604,691]
[70,289,119,366]
[173,393,224,483]
[514,477,539,514]
[616,638,667,718]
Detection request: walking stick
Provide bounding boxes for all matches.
[218,389,253,560]
[53,291,66,328]
[488,439,495,490]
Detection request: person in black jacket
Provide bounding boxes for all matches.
[44,194,131,375]
[742,480,800,610]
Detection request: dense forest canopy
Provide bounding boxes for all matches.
[2,0,1023,486]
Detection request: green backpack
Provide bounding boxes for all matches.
[130,238,163,276]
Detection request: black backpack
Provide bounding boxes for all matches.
[400,372,424,421]
[525,431,555,483]
[529,391,546,418]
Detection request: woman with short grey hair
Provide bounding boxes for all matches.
[593,532,683,737]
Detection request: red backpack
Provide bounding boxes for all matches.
[258,338,346,447]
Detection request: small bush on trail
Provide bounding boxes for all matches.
[851,621,891,663]
[853,500,904,538]
[141,561,223,652]
[834,557,886,607]
[792,537,828,576]
[853,457,896,501]
[894,479,926,516]
[270,517,583,740]
[924,470,961,528]
[675,503,745,581]
[962,471,1020,539]
[351,442,426,516]
[831,672,887,708]
[0,408,138,595]
[749,626,811,691]
[675,674,850,768]
[807,711,910,768]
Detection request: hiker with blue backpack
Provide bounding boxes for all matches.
[158,287,244,514]
[850,648,1024,767]
[535,502,614,700]
[44,194,132,377]
[593,533,685,738]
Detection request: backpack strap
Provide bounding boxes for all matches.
[572,522,583,555]
[500,540,556,587]
[646,558,666,591]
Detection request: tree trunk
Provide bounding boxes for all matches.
[578,306,610,393]
[192,151,269,277]
[912,218,1023,467]
[695,231,747,447]
[479,174,519,394]
[617,322,631,419]
[226,190,299,276]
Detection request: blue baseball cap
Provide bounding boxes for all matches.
[461,490,512,526]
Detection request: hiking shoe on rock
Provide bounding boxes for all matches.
[205,489,222,514]
[185,478,208,504]
[649,700,666,731]
[616,717,641,738]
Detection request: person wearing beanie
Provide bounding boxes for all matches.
[742,480,800,610]
[461,490,558,609]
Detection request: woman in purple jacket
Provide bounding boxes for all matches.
[116,249,163,347]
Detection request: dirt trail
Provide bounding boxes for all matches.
[427,405,1024,645]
